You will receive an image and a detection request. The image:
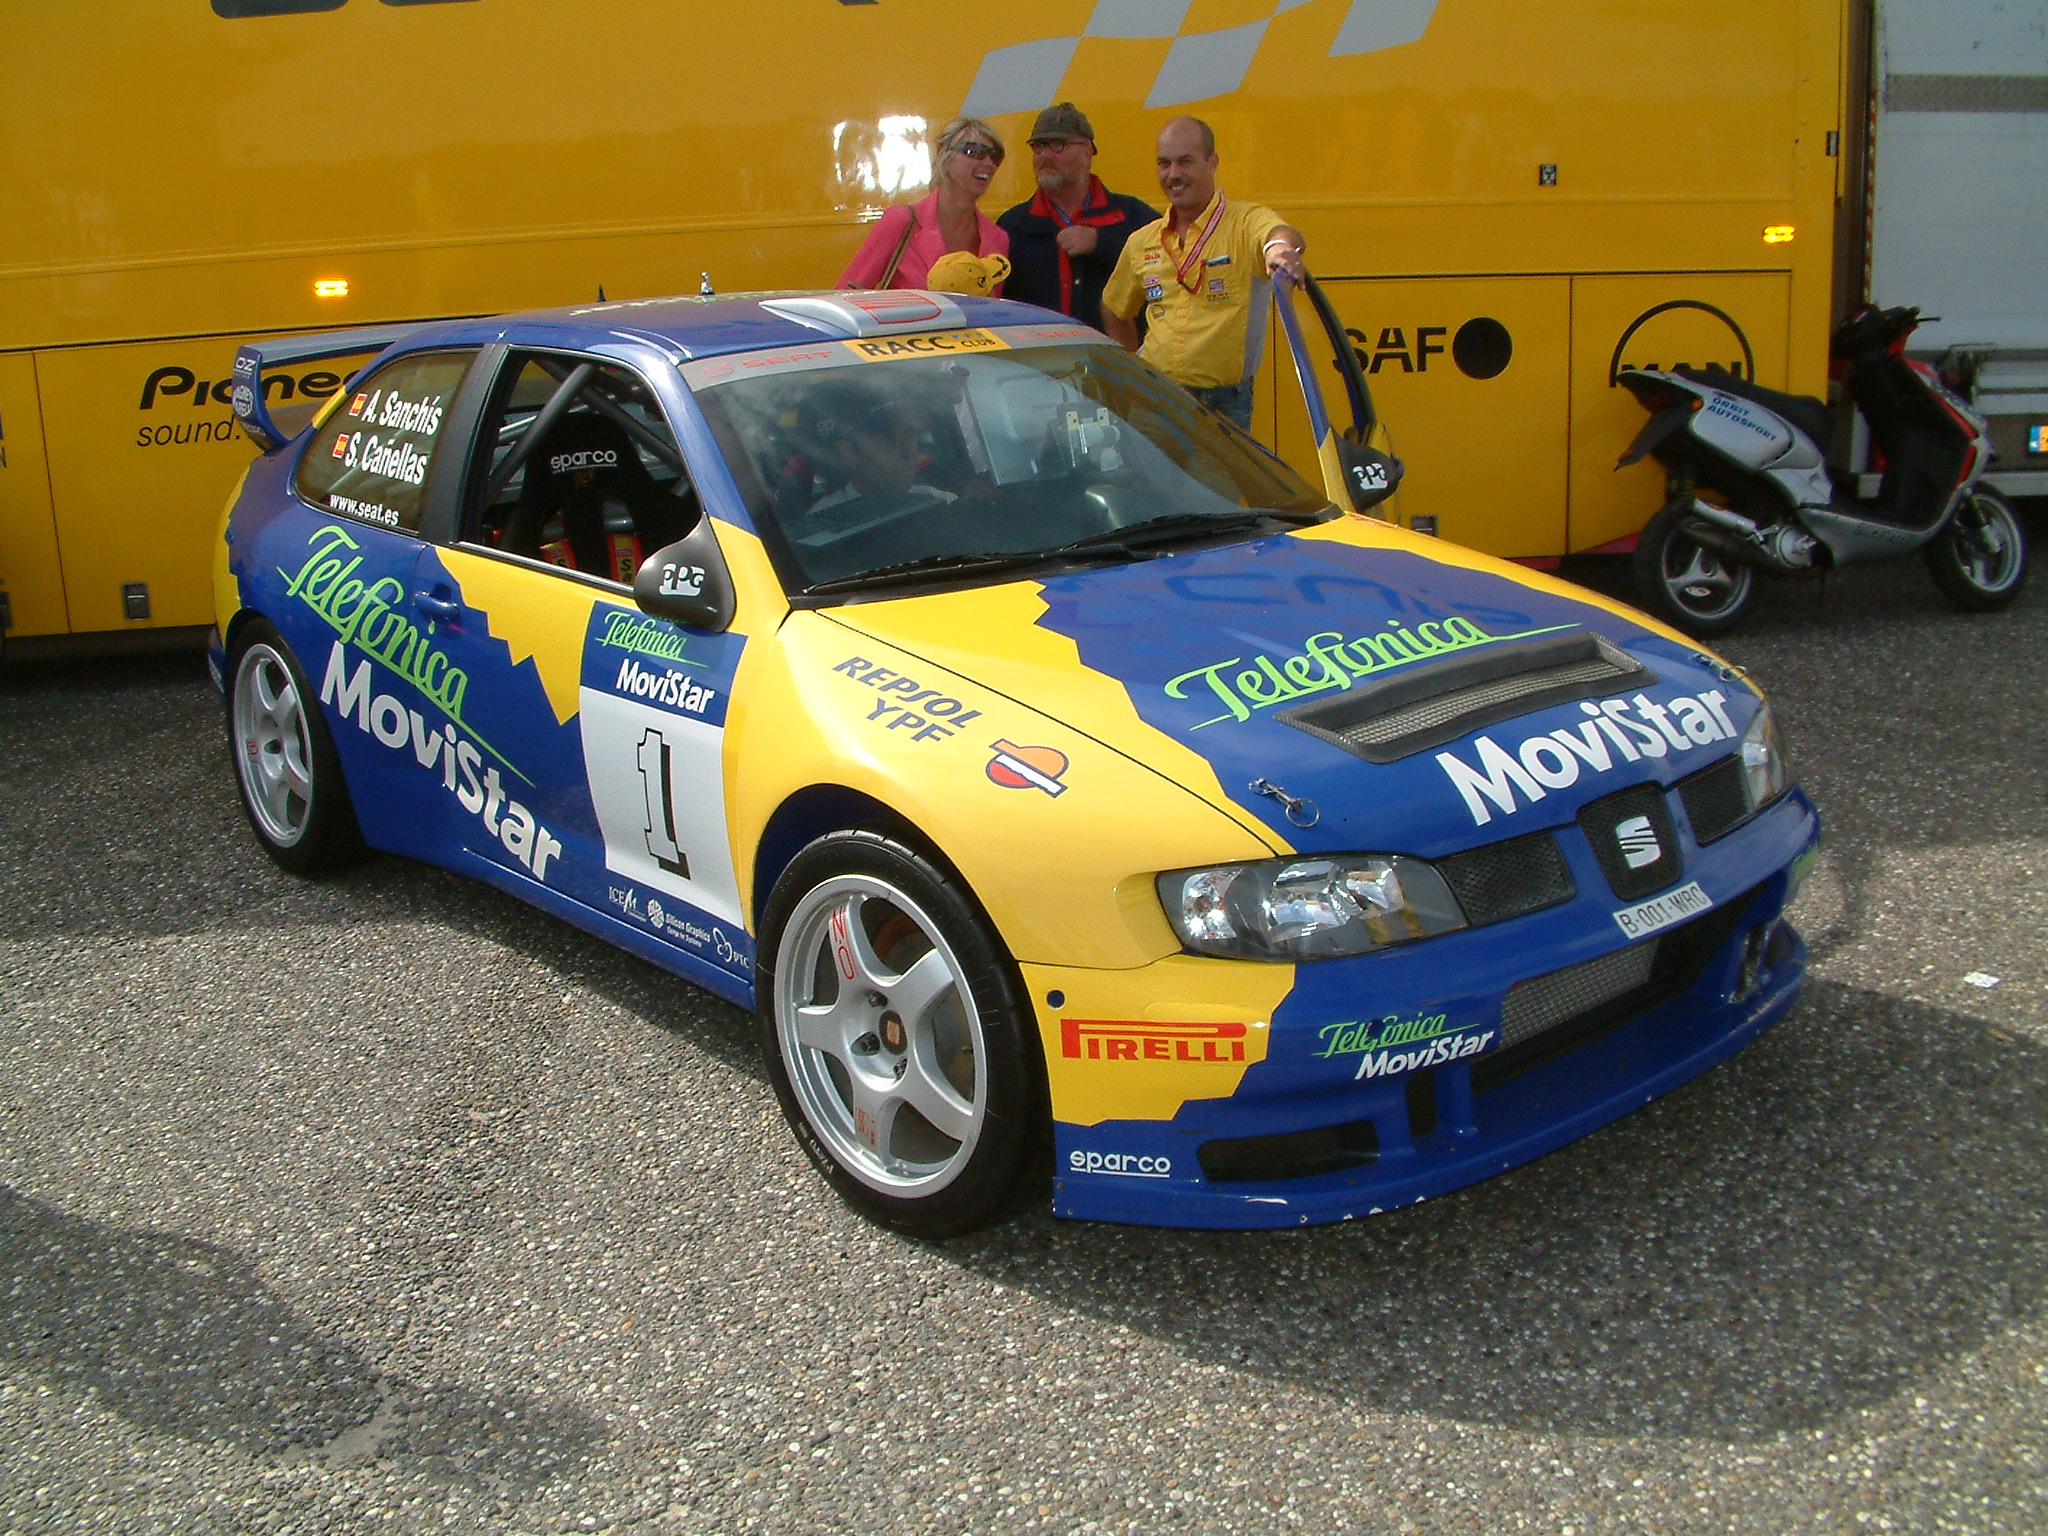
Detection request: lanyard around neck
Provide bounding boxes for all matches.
[1170,194,1227,293]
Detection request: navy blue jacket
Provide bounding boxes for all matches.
[997,179,1160,332]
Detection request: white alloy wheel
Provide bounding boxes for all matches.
[773,873,987,1197]
[233,640,317,848]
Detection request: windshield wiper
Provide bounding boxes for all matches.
[1046,507,1325,558]
[800,547,1125,595]
[799,509,1327,596]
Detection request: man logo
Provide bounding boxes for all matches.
[1615,814,1662,870]
[1609,300,1756,385]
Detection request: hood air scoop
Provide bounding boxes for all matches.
[1277,632,1655,764]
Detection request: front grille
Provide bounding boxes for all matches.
[1474,885,1760,1095]
[1199,1118,1379,1184]
[1278,632,1655,764]
[1500,940,1658,1049]
[1438,831,1576,926]
[1678,753,1752,844]
[1579,783,1681,902]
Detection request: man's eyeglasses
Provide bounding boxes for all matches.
[1029,137,1087,152]
[956,141,1003,163]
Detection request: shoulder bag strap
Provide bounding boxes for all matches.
[877,205,918,289]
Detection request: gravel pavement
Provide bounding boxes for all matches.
[2,545,2044,1535]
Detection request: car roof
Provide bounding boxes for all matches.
[399,291,1064,361]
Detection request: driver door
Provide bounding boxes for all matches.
[426,347,752,981]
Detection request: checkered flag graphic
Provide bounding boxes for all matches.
[961,0,1438,116]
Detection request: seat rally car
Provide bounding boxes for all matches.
[210,287,1818,1236]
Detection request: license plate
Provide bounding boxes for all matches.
[1612,881,1713,940]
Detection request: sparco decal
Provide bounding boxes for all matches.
[1067,1151,1172,1179]
[319,640,561,882]
[832,657,985,742]
[1060,1019,1248,1062]
[282,526,524,778]
[1166,618,1574,728]
[1434,688,1738,827]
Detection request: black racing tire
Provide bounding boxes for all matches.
[756,829,1046,1239]
[226,618,367,875]
[1631,499,1758,636]
[1924,486,2029,612]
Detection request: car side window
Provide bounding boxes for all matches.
[464,353,699,587]
[294,350,474,533]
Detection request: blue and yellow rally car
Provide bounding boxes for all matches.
[212,288,1818,1235]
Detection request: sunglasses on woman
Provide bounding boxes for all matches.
[956,141,1002,163]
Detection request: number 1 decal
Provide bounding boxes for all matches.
[636,728,690,877]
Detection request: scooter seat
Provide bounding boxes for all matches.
[1675,366,1834,458]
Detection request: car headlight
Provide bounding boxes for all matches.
[1156,854,1468,962]
[1740,702,1790,810]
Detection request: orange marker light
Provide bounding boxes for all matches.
[1762,225,1795,245]
[313,278,349,298]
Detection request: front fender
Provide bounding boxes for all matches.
[727,610,1283,969]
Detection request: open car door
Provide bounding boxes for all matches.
[1273,271,1405,519]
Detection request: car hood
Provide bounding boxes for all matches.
[824,522,1759,856]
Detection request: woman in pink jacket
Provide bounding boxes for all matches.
[839,117,1010,292]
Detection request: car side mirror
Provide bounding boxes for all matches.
[1336,439,1403,513]
[633,519,736,633]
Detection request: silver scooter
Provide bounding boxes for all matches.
[1616,304,2028,634]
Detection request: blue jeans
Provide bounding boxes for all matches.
[1188,380,1254,431]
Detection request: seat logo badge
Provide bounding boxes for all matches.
[1616,814,1662,869]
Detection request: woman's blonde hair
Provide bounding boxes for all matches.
[933,116,1005,171]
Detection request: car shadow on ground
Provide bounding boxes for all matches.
[0,1183,605,1493]
[946,978,2048,1443]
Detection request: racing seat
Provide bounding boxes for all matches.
[504,411,693,582]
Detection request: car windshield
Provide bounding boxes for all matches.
[685,334,1328,594]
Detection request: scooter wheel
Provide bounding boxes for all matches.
[1925,487,2028,612]
[1632,500,1757,636]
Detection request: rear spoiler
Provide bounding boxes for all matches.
[231,324,427,451]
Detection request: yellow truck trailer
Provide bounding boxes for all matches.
[0,0,1854,643]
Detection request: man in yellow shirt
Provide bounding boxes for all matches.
[1100,116,1306,430]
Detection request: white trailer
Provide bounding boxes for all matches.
[1868,0,2048,496]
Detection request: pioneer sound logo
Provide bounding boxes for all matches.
[1060,1019,1248,1063]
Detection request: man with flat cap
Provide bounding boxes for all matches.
[997,103,1159,333]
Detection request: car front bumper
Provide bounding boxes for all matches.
[1027,790,1818,1229]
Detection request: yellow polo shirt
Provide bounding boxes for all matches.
[1101,192,1287,390]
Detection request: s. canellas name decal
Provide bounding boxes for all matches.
[1164,618,1574,728]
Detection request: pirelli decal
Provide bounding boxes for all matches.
[843,329,1009,362]
[1061,1019,1250,1063]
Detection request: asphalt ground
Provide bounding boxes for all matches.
[2,538,2044,1536]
